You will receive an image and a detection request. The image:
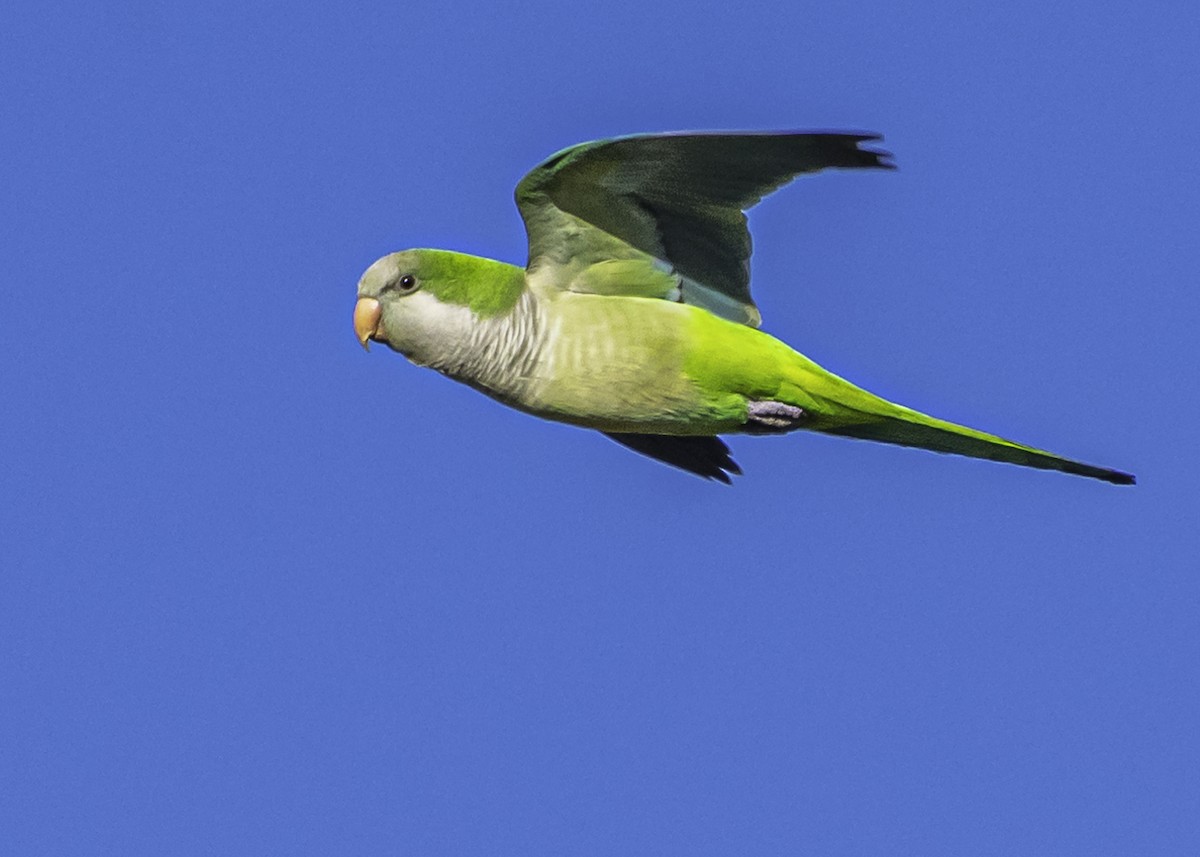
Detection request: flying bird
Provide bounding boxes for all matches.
[353,132,1133,485]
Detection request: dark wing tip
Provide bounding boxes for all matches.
[603,433,742,484]
[828,132,896,170]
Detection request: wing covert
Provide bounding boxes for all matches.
[515,131,893,326]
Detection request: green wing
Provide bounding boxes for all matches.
[514,131,893,326]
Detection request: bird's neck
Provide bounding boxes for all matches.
[428,286,544,399]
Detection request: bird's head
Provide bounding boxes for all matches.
[354,249,436,359]
[354,248,525,368]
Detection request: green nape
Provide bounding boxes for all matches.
[409,249,526,318]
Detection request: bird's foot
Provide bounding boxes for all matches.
[744,401,808,434]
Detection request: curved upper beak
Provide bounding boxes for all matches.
[354,297,382,351]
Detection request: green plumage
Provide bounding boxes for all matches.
[355,132,1134,485]
[398,249,525,318]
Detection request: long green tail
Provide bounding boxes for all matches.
[821,408,1134,484]
[781,355,1135,485]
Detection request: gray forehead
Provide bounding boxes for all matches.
[357,252,410,296]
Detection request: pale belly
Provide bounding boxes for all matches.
[509,293,748,434]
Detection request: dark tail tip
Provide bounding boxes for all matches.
[1066,461,1136,485]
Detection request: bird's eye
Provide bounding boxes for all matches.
[399,274,417,292]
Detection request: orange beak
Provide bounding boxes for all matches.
[354,297,382,351]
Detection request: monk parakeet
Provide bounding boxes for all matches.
[353,132,1133,485]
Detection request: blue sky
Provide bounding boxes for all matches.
[3,1,1197,854]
